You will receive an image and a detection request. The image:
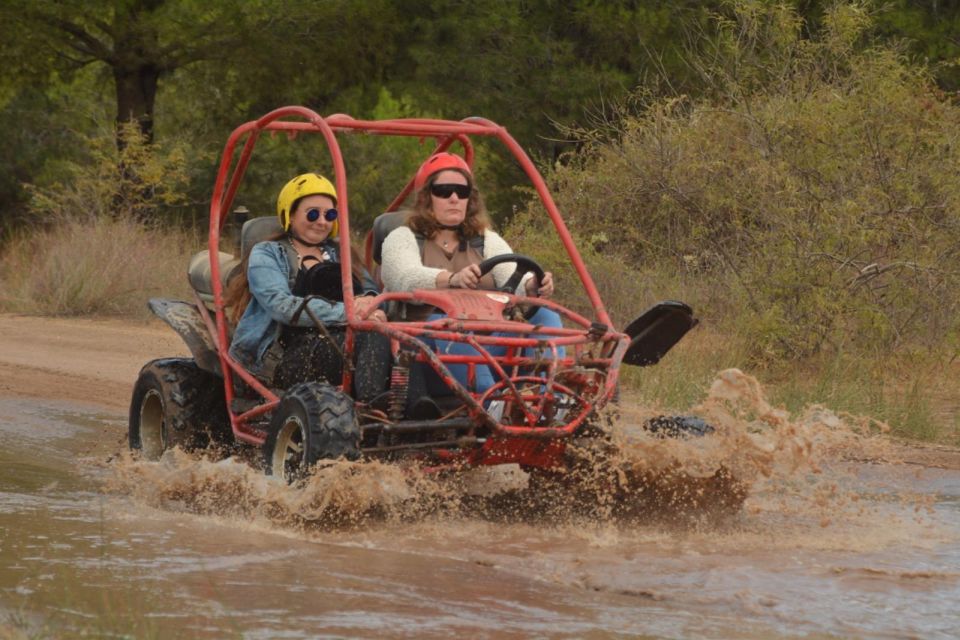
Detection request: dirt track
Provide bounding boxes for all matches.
[1,312,958,469]
[0,313,188,412]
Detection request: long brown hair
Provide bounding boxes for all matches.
[406,169,490,239]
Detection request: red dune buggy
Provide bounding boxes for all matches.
[128,107,702,488]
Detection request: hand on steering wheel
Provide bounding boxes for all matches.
[476,253,547,296]
[525,270,555,298]
[449,263,482,289]
[476,254,551,321]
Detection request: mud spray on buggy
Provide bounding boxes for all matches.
[128,106,742,513]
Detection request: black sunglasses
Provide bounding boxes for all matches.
[305,207,338,223]
[430,183,472,199]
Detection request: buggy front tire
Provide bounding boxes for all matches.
[128,358,229,460]
[633,414,747,518]
[263,382,361,482]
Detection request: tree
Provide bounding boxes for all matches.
[0,0,275,148]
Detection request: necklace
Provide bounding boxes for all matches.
[290,237,328,265]
[438,233,456,249]
[289,237,307,262]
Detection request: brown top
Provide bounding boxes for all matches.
[404,239,496,320]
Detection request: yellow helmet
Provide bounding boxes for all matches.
[276,173,339,236]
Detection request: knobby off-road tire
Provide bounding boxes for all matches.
[129,358,230,460]
[535,413,745,521]
[642,414,713,438]
[263,382,361,482]
[631,414,746,519]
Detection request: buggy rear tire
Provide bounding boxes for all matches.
[128,358,229,460]
[642,414,713,438]
[263,382,361,482]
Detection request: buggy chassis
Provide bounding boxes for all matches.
[149,106,695,474]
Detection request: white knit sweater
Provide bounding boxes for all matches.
[381,226,530,294]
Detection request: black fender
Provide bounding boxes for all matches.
[147,298,222,377]
[622,301,698,366]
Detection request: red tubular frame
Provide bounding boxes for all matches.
[205,107,628,449]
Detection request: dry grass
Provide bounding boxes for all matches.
[623,325,959,444]
[0,215,199,319]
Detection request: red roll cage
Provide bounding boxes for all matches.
[201,107,628,454]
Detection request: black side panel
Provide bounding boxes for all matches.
[622,300,698,367]
[147,298,222,376]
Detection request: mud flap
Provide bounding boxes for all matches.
[622,301,698,366]
[148,298,222,376]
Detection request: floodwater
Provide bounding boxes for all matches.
[1,370,959,639]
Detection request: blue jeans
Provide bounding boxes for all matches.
[425,307,565,394]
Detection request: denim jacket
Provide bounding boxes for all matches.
[228,239,379,377]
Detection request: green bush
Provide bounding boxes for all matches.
[522,1,960,362]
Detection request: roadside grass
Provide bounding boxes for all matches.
[509,215,958,443]
[0,215,198,319]
[767,350,958,443]
[0,211,954,443]
[620,326,751,412]
[624,326,957,444]
[0,617,32,640]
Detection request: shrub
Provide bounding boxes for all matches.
[0,216,195,317]
[524,1,960,362]
[0,121,199,317]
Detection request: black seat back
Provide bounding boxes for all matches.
[371,210,410,264]
[241,216,284,257]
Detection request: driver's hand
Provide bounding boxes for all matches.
[451,263,482,289]
[526,271,554,298]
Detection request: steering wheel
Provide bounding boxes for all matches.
[477,253,547,320]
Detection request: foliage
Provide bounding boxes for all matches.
[27,121,191,221]
[801,0,960,90]
[0,119,197,316]
[2,1,960,233]
[0,0,718,230]
[524,1,960,362]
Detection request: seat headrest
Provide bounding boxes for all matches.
[240,216,283,257]
[371,210,410,264]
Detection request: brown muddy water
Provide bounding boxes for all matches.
[1,370,959,639]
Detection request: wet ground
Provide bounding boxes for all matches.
[1,389,959,639]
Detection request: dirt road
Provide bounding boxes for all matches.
[0,313,188,411]
[2,312,957,469]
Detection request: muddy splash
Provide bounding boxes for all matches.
[3,371,958,638]
[107,369,911,532]
[107,451,452,529]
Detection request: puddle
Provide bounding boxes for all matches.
[1,381,959,639]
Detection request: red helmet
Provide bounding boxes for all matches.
[413,152,472,192]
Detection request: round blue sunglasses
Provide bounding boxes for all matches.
[306,207,338,223]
